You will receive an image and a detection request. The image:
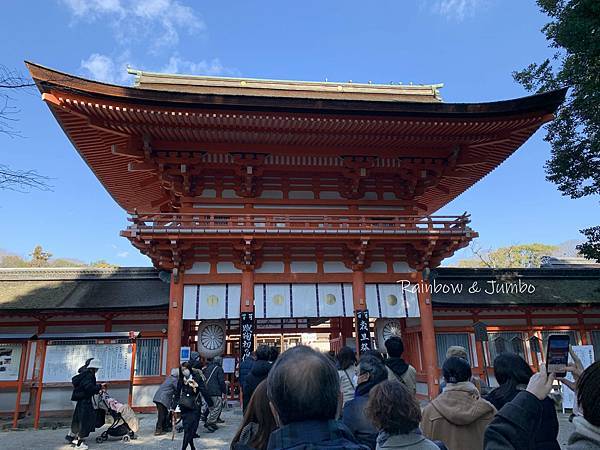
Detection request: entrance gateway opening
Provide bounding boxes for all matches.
[26,62,565,399]
[185,281,421,355]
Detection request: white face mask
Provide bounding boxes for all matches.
[182,369,191,377]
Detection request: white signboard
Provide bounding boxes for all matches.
[222,357,236,374]
[0,344,23,381]
[43,343,132,383]
[562,345,595,410]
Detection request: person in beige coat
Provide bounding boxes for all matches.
[422,357,496,450]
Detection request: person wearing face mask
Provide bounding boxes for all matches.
[174,361,213,450]
[66,358,105,450]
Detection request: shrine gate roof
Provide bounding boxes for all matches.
[26,62,566,213]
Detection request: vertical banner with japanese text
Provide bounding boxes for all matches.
[240,312,255,361]
[355,309,372,354]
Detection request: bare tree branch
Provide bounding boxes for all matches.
[0,164,52,192]
[0,64,51,192]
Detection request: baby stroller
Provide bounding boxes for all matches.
[95,391,139,443]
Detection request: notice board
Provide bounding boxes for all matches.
[0,344,23,381]
[43,343,133,383]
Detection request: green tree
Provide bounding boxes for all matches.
[513,0,600,261]
[29,245,52,267]
[457,243,559,268]
[90,260,118,268]
[0,254,28,268]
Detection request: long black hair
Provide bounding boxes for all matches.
[336,346,356,370]
[577,361,600,426]
[487,353,533,409]
[442,356,472,383]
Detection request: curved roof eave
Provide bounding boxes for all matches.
[25,61,567,119]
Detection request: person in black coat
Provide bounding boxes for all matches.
[174,362,213,450]
[239,352,255,389]
[484,363,556,450]
[66,358,104,449]
[242,345,271,412]
[203,357,227,431]
[485,354,560,450]
[342,356,388,449]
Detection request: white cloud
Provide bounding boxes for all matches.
[60,0,203,48]
[117,251,129,258]
[61,0,123,17]
[80,52,131,84]
[161,55,238,77]
[431,0,483,21]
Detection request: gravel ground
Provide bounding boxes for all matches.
[0,408,242,450]
[0,409,576,450]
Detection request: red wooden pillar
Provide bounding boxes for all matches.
[577,310,588,345]
[167,273,185,372]
[416,272,439,399]
[12,341,29,428]
[241,269,255,314]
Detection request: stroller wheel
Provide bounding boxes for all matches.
[96,437,103,444]
[123,435,130,442]
[102,435,108,442]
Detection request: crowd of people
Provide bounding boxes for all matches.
[64,338,600,450]
[232,339,600,450]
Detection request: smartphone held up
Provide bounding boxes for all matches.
[546,335,570,377]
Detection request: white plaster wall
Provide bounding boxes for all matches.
[323,261,352,273]
[290,261,317,273]
[187,262,211,274]
[217,262,241,273]
[0,390,30,412]
[393,262,414,273]
[133,384,160,407]
[365,262,387,273]
[319,191,342,200]
[255,261,285,273]
[288,191,315,199]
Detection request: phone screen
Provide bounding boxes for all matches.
[546,335,570,376]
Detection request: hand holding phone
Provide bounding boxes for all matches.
[527,364,555,400]
[559,348,584,392]
[546,335,570,377]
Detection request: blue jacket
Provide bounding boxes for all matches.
[267,419,369,450]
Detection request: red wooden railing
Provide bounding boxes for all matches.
[125,212,472,235]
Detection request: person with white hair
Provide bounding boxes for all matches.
[66,358,105,450]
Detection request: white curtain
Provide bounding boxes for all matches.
[292,284,318,317]
[317,283,346,317]
[364,283,420,318]
[183,285,198,320]
[254,284,292,319]
[184,284,241,319]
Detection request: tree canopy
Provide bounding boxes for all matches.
[457,243,559,268]
[513,0,599,261]
[0,246,118,268]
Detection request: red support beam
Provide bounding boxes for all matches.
[416,273,439,399]
[167,274,185,372]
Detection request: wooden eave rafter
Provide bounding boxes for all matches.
[27,62,567,214]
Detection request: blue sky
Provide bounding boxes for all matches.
[0,0,597,266]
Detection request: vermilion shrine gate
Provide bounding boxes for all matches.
[27,62,565,398]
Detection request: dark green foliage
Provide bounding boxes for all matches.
[513,0,600,261]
